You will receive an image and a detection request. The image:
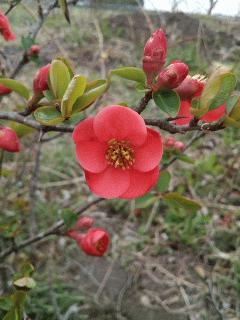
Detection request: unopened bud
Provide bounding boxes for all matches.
[0,84,12,96]
[0,127,20,152]
[33,64,50,94]
[175,75,205,100]
[28,45,40,57]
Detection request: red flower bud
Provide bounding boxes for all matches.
[175,75,205,100]
[33,64,50,94]
[174,141,185,152]
[66,229,84,242]
[156,61,189,90]
[164,136,176,148]
[28,45,40,57]
[78,228,109,257]
[0,127,20,152]
[0,84,12,96]
[75,216,94,229]
[143,29,167,83]
[0,12,16,42]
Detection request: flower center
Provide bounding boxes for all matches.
[105,139,135,170]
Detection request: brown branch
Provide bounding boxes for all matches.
[134,90,152,114]
[0,198,103,260]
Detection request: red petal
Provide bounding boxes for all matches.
[201,104,225,123]
[72,117,96,143]
[76,141,107,173]
[175,100,193,126]
[133,128,163,172]
[93,105,147,146]
[120,166,160,199]
[85,166,130,199]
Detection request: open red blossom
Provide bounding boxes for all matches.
[72,106,163,199]
[175,75,226,126]
[0,127,20,152]
[33,64,50,94]
[77,228,109,257]
[156,61,189,91]
[143,28,167,84]
[0,84,12,96]
[0,12,16,41]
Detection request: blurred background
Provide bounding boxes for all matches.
[0,0,240,319]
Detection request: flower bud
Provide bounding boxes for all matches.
[174,141,185,152]
[175,75,205,100]
[156,61,189,90]
[0,127,20,152]
[78,228,109,257]
[33,64,50,94]
[143,29,167,83]
[164,136,176,148]
[0,84,12,96]
[0,11,16,42]
[75,216,94,229]
[66,229,83,242]
[28,45,40,57]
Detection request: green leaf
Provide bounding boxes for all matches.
[0,79,30,100]
[62,209,77,228]
[3,308,19,320]
[49,60,71,99]
[224,116,240,129]
[8,122,34,137]
[111,67,146,84]
[136,82,149,92]
[64,112,85,125]
[43,90,55,101]
[156,171,171,193]
[21,36,34,52]
[56,57,74,78]
[0,297,13,311]
[163,192,201,212]
[58,0,70,24]
[135,194,157,209]
[228,95,240,120]
[14,277,36,290]
[73,80,108,112]
[34,106,64,125]
[178,154,195,164]
[61,75,87,118]
[153,90,180,116]
[226,94,240,114]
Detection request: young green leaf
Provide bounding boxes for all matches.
[153,90,180,116]
[14,277,36,290]
[61,75,87,118]
[111,67,146,84]
[62,209,77,229]
[73,80,108,112]
[224,116,240,129]
[0,79,30,100]
[156,171,171,193]
[135,194,158,209]
[49,59,71,99]
[163,192,201,212]
[34,106,64,125]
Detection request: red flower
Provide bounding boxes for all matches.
[156,61,189,91]
[0,84,12,96]
[143,28,167,84]
[0,127,20,152]
[28,45,40,57]
[78,228,109,257]
[0,12,16,42]
[33,64,50,94]
[175,75,226,125]
[73,106,163,199]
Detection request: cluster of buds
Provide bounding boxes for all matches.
[0,11,16,42]
[164,136,185,152]
[143,29,188,91]
[66,216,109,257]
[0,127,20,152]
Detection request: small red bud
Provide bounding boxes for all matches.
[164,136,176,148]
[0,11,16,42]
[75,216,94,229]
[33,64,50,94]
[0,127,20,152]
[174,141,185,152]
[156,61,189,90]
[0,84,12,96]
[143,28,167,84]
[78,228,109,257]
[66,229,84,242]
[28,45,40,57]
[175,75,205,100]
